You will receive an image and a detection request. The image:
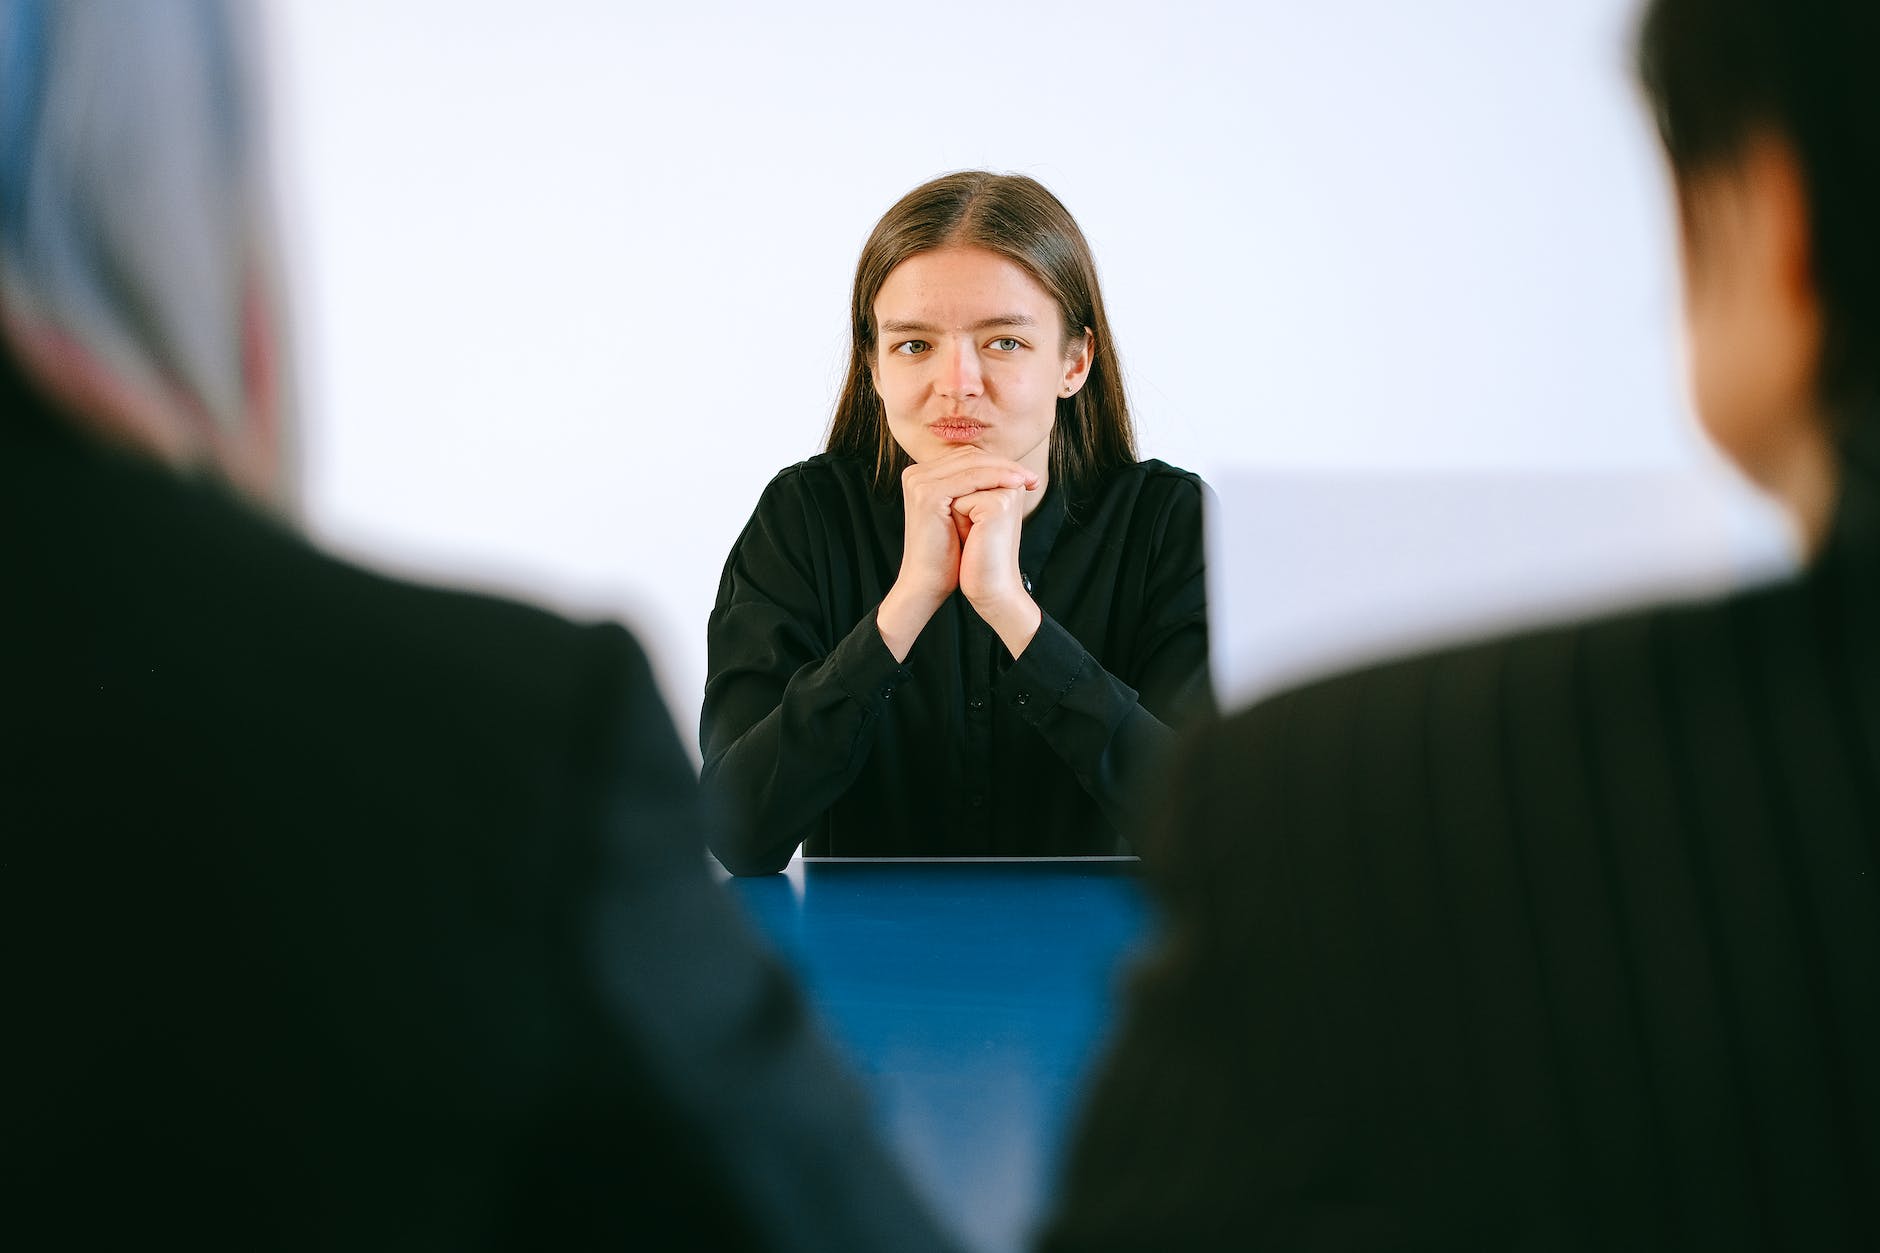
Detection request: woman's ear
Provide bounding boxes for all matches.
[1679,130,1832,545]
[1745,132,1816,324]
[1060,328,1095,398]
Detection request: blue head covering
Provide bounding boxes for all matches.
[0,0,292,507]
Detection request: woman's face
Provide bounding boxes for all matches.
[871,245,1092,480]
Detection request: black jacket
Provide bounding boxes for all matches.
[702,453,1213,872]
[1,358,958,1253]
[1043,437,1880,1250]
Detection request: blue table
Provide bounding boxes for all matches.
[722,858,1149,1253]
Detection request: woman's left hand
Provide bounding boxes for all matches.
[953,487,1042,657]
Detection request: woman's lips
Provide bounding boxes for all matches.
[930,419,984,443]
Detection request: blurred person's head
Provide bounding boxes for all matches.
[0,0,292,508]
[826,171,1136,496]
[1638,0,1880,541]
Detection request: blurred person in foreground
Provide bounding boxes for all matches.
[0,3,957,1250]
[1042,0,1878,1247]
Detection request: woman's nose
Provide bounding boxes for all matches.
[938,339,983,398]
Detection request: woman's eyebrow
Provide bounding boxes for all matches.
[879,314,1038,335]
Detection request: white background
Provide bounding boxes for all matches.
[267,0,1789,752]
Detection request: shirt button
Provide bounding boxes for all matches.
[879,686,894,700]
[1015,691,1030,706]
[970,792,986,808]
[969,697,984,712]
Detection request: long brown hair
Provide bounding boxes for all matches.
[825,171,1137,497]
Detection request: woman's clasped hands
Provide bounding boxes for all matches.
[875,445,1044,662]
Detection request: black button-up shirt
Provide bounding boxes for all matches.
[701,453,1213,872]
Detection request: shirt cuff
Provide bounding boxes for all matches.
[830,605,915,715]
[997,610,1137,730]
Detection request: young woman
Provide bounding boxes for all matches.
[702,172,1213,874]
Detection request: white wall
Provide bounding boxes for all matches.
[268,0,1783,754]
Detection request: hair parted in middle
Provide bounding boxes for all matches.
[825,171,1137,497]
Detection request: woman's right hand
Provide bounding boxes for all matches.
[876,447,1037,662]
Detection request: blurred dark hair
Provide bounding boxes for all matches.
[1637,0,1880,428]
[825,171,1137,497]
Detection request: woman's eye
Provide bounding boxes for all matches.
[893,340,930,356]
[990,337,1021,352]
